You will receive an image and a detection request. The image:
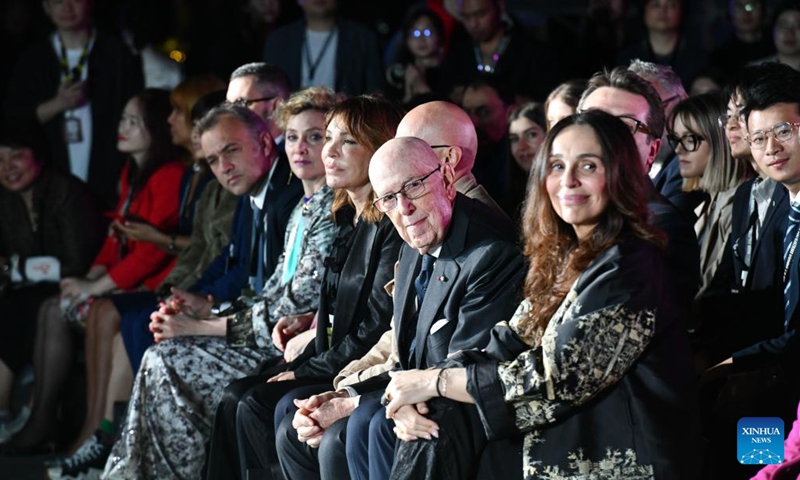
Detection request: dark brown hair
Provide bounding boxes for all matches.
[325,95,404,223]
[517,110,665,340]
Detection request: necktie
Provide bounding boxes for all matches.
[250,206,266,292]
[783,202,800,328]
[408,254,435,363]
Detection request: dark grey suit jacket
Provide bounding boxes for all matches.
[394,194,524,370]
[262,18,384,95]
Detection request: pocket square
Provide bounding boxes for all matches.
[430,318,449,334]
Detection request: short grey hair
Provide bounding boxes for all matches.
[627,59,686,100]
[195,104,268,142]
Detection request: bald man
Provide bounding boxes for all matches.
[396,101,503,214]
[275,137,523,480]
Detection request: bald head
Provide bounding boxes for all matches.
[396,101,478,178]
[370,137,456,254]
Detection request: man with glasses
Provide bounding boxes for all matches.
[578,66,700,316]
[226,62,291,147]
[274,137,523,480]
[698,61,800,478]
[726,67,786,295]
[627,60,706,221]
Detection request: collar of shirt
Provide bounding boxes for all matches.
[428,245,441,259]
[791,188,800,207]
[249,159,280,211]
[250,179,268,211]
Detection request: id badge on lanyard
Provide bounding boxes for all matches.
[63,114,83,143]
[57,31,92,144]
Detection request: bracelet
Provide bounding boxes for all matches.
[168,235,177,252]
[436,368,448,397]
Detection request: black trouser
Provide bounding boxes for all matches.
[204,373,330,480]
[390,398,522,480]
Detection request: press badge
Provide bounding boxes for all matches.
[63,116,83,143]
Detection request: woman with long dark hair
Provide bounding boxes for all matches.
[9,89,184,453]
[382,110,702,479]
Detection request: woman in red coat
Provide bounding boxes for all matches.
[9,89,184,451]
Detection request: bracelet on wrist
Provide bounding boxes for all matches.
[436,368,448,397]
[168,235,177,252]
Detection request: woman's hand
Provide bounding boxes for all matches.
[272,312,315,351]
[60,277,99,299]
[149,306,223,341]
[392,403,439,442]
[384,369,438,418]
[113,219,165,244]
[166,287,214,318]
[283,328,316,362]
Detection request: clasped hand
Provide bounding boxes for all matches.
[291,391,357,448]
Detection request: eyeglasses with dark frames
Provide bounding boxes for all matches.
[226,95,277,109]
[667,132,705,152]
[372,165,441,213]
[616,115,655,137]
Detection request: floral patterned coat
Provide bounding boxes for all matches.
[227,186,336,349]
[465,239,703,479]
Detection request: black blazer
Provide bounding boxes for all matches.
[4,32,143,209]
[730,178,788,292]
[349,195,523,395]
[394,194,524,369]
[263,152,304,280]
[645,183,700,315]
[293,213,401,379]
[695,181,790,368]
[262,18,385,95]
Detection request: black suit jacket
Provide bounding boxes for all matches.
[293,214,402,379]
[190,151,301,301]
[694,181,793,371]
[262,18,385,95]
[4,32,143,209]
[395,195,524,369]
[654,153,707,223]
[350,195,524,394]
[263,152,304,279]
[730,178,788,292]
[646,182,700,316]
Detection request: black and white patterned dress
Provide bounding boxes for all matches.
[103,188,336,480]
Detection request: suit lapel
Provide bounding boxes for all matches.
[331,220,377,346]
[395,247,419,368]
[412,197,471,367]
[414,254,459,367]
[755,185,788,255]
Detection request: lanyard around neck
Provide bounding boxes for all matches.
[304,28,337,81]
[57,30,94,82]
[474,33,509,73]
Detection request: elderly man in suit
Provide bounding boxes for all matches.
[275,137,524,480]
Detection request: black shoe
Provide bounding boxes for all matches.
[57,430,113,479]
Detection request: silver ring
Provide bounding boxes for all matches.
[380,394,390,407]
